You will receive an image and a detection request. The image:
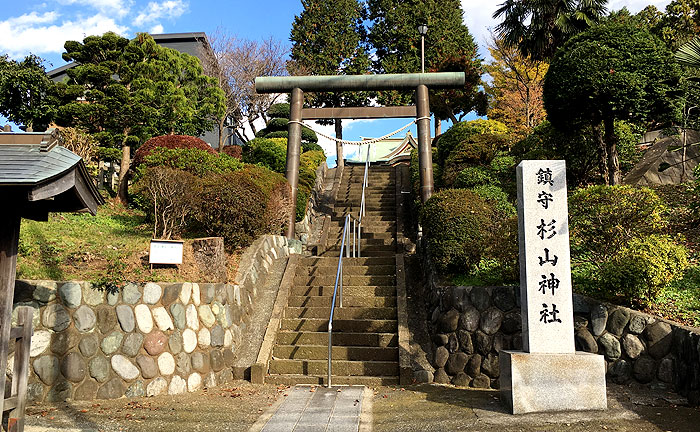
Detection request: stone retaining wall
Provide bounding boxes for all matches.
[6,235,296,403]
[295,162,329,245]
[426,285,700,405]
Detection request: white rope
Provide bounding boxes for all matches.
[288,116,431,146]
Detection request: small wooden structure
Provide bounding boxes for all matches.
[0,129,103,431]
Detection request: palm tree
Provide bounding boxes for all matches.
[676,37,700,68]
[493,0,607,61]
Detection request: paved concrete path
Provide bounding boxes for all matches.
[253,386,366,432]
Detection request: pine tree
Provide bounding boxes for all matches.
[367,0,486,123]
[290,0,371,168]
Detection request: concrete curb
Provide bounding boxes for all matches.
[251,255,300,384]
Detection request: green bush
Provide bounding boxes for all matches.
[268,103,290,119]
[472,184,516,218]
[302,141,324,153]
[601,235,688,306]
[569,185,666,257]
[454,166,497,189]
[485,215,519,283]
[195,165,291,249]
[420,189,495,273]
[296,150,326,221]
[442,134,504,187]
[141,148,243,177]
[409,147,441,197]
[437,119,509,164]
[302,127,318,143]
[243,137,287,173]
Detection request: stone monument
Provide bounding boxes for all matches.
[500,160,607,414]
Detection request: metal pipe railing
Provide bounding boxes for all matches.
[327,144,371,387]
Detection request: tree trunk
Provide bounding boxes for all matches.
[604,116,621,185]
[592,123,609,185]
[218,117,226,152]
[435,119,441,137]
[117,143,130,204]
[248,118,258,136]
[335,119,344,169]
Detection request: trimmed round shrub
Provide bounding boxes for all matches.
[302,141,324,153]
[265,130,288,139]
[437,119,508,163]
[140,148,243,177]
[222,145,242,159]
[268,103,290,119]
[243,137,287,173]
[454,166,497,189]
[472,185,516,218]
[442,134,504,187]
[569,185,666,257]
[132,134,215,167]
[301,127,318,143]
[601,235,688,306]
[489,154,516,176]
[195,165,291,248]
[420,189,495,273]
[267,117,289,130]
[486,215,520,283]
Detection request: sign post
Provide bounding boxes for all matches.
[499,160,607,414]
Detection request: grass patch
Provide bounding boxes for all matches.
[16,199,239,285]
[450,258,517,286]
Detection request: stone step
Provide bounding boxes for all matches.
[265,374,399,386]
[273,345,398,361]
[281,318,397,332]
[331,215,395,222]
[290,285,396,297]
[302,256,395,266]
[319,249,396,257]
[275,331,398,347]
[293,274,396,286]
[269,359,399,376]
[287,295,396,308]
[302,265,396,276]
[284,306,397,320]
[326,239,396,248]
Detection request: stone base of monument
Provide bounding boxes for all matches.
[499,350,607,414]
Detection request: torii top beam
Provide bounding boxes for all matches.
[255,72,466,94]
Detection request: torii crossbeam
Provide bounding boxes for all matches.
[254,72,466,237]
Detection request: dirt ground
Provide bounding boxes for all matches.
[18,379,700,432]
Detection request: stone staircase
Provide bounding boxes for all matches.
[266,164,399,386]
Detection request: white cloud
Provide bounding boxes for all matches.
[150,23,164,33]
[0,12,128,58]
[462,0,674,60]
[59,0,133,18]
[133,0,187,27]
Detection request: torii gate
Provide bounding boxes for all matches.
[254,72,466,237]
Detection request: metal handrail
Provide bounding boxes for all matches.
[327,144,371,387]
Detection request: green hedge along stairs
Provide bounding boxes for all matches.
[267,164,399,386]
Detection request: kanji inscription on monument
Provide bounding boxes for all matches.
[516,160,574,353]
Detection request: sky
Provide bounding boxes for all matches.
[0,0,675,160]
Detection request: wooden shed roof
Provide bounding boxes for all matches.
[0,129,104,220]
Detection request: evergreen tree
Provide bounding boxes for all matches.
[290,0,371,168]
[367,0,486,123]
[0,54,58,131]
[56,32,225,203]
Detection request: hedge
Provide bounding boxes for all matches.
[436,119,508,164]
[140,148,243,177]
[132,134,215,167]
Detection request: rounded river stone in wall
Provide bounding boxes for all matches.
[61,352,87,382]
[158,352,176,375]
[188,372,202,392]
[191,352,210,373]
[169,330,183,354]
[459,307,480,332]
[42,304,71,332]
[434,346,449,368]
[451,372,470,387]
[621,334,645,359]
[210,325,225,347]
[433,334,448,347]
[492,286,516,311]
[162,285,180,306]
[170,303,186,330]
[134,304,154,333]
[111,354,140,381]
[645,321,673,359]
[83,283,105,306]
[467,354,482,377]
[575,328,598,353]
[471,374,491,389]
[500,312,521,335]
[152,307,174,331]
[89,355,110,382]
[482,353,500,378]
[30,330,51,357]
[186,304,199,330]
[143,283,162,304]
[658,357,674,383]
[46,381,72,402]
[96,306,117,333]
[607,308,631,337]
[433,368,449,384]
[147,377,168,397]
[59,282,82,308]
[474,331,492,355]
[144,331,168,356]
[590,304,608,336]
[79,333,99,358]
[180,283,193,305]
[122,283,142,304]
[32,281,57,302]
[126,380,145,398]
[50,327,80,355]
[169,375,187,395]
[445,352,469,375]
[598,333,621,360]
[136,355,158,379]
[74,380,99,401]
[210,350,224,372]
[633,355,657,383]
[101,331,124,355]
[609,359,631,384]
[33,355,60,385]
[627,314,648,334]
[457,330,474,354]
[122,332,144,357]
[182,329,197,353]
[116,305,135,332]
[470,289,491,312]
[73,305,97,332]
[176,352,191,375]
[199,305,216,328]
[97,377,125,399]
[198,328,211,349]
[192,283,201,306]
[480,308,504,335]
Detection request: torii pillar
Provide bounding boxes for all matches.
[255,72,465,238]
